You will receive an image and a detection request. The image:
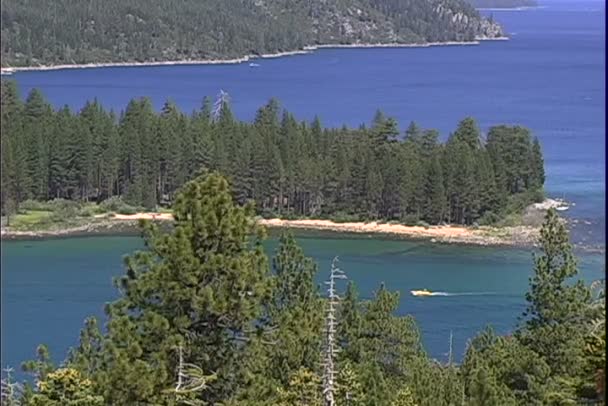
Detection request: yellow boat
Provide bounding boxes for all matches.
[411,289,433,297]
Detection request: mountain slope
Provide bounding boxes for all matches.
[0,0,504,67]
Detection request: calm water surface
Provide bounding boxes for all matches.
[1,235,604,375]
[2,0,605,376]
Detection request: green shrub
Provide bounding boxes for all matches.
[19,200,53,211]
[99,196,137,214]
[416,220,430,229]
[47,199,81,221]
[496,213,523,227]
[503,189,545,215]
[117,206,137,215]
[402,214,419,226]
[478,211,500,226]
[280,212,301,221]
[330,212,360,223]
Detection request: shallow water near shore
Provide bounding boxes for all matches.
[1,234,605,377]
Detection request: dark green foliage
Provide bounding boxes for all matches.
[65,173,273,404]
[1,0,503,67]
[517,208,593,398]
[16,175,602,405]
[461,209,604,405]
[1,84,546,227]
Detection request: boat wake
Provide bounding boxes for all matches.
[411,290,497,297]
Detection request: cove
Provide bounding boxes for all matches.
[1,234,604,376]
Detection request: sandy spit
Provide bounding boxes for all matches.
[0,212,533,247]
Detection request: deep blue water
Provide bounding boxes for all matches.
[2,0,605,379]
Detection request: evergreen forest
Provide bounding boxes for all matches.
[1,0,503,67]
[0,82,545,227]
[1,173,604,405]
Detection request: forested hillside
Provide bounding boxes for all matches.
[2,173,604,405]
[1,82,544,226]
[0,0,504,67]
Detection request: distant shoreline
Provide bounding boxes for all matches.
[0,37,509,75]
[476,6,543,11]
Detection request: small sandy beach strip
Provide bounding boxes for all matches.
[256,218,537,246]
[259,218,470,238]
[110,213,174,220]
[1,212,538,246]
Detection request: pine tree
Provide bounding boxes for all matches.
[29,368,105,406]
[276,368,323,406]
[267,233,323,384]
[22,89,53,200]
[452,117,481,150]
[336,360,363,406]
[529,137,545,189]
[391,386,418,406]
[68,173,273,404]
[423,152,446,224]
[518,209,591,378]
[1,81,29,216]
[467,367,503,406]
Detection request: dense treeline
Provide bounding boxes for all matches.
[0,82,545,226]
[2,173,604,405]
[0,0,503,67]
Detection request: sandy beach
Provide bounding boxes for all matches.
[1,211,538,247]
[0,37,509,75]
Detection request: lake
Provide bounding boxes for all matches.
[1,234,604,376]
[1,0,605,377]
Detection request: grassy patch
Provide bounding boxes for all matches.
[10,210,55,230]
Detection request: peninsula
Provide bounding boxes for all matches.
[1,84,547,247]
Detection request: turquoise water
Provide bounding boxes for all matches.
[9,0,605,246]
[1,234,604,375]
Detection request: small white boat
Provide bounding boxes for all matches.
[249,63,260,68]
[555,196,570,211]
[411,289,433,297]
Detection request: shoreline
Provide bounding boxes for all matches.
[2,213,604,253]
[1,212,537,248]
[476,6,544,11]
[0,37,509,75]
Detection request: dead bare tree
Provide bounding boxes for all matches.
[169,345,217,406]
[1,367,22,406]
[322,257,347,406]
[211,89,230,122]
